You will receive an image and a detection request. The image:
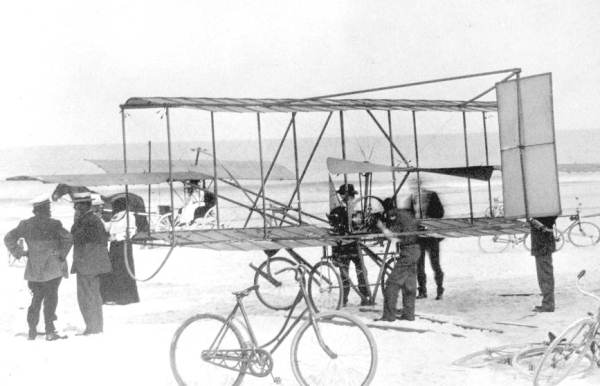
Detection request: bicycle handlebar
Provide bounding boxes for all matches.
[575,269,600,303]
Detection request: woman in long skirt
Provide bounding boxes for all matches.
[100,200,139,305]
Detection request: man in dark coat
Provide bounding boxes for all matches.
[71,192,112,334]
[377,196,421,321]
[530,216,558,312]
[411,178,445,300]
[4,197,73,340]
[328,184,371,306]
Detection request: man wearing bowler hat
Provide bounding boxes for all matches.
[71,191,111,335]
[4,196,73,340]
[328,183,371,306]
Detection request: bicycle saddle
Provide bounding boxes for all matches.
[232,284,259,298]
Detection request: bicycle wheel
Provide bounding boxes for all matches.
[155,213,173,232]
[511,344,551,377]
[568,221,600,247]
[533,318,596,386]
[478,235,510,253]
[170,313,248,386]
[308,261,342,312]
[452,343,535,368]
[291,311,377,386]
[253,256,298,311]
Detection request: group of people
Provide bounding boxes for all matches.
[329,177,557,323]
[328,178,446,322]
[4,191,139,341]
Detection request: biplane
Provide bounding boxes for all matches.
[8,68,565,309]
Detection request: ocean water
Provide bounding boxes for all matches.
[2,130,600,233]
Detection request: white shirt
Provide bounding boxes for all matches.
[106,211,137,242]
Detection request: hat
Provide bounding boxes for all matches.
[72,191,92,203]
[336,184,357,196]
[30,195,51,208]
[91,193,103,206]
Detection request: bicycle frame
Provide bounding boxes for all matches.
[205,267,335,377]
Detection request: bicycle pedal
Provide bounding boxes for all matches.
[271,375,281,384]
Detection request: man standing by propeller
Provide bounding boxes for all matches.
[327,183,372,306]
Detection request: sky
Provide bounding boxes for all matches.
[1,0,599,148]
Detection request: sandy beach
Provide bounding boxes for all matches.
[2,205,600,385]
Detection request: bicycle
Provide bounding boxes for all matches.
[452,342,548,368]
[558,197,600,247]
[170,263,378,386]
[532,269,600,385]
[251,237,396,313]
[478,228,565,254]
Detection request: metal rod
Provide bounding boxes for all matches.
[387,110,397,194]
[367,110,409,165]
[462,111,474,221]
[165,108,176,243]
[120,108,131,245]
[291,113,303,224]
[243,116,294,227]
[482,112,493,214]
[210,112,220,227]
[301,68,521,100]
[217,177,326,224]
[411,111,422,218]
[515,73,530,219]
[147,140,152,237]
[257,113,267,238]
[278,112,333,226]
[340,110,351,232]
[215,193,297,226]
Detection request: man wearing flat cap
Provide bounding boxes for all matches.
[4,196,73,340]
[328,183,371,306]
[71,191,111,335]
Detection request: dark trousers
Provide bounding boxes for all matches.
[27,277,61,333]
[337,254,371,304]
[384,263,417,320]
[417,238,444,295]
[77,274,104,333]
[383,245,420,320]
[535,253,555,309]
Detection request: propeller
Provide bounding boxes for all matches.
[326,157,495,181]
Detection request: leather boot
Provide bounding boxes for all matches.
[435,287,444,300]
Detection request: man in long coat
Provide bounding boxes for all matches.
[4,197,73,340]
[71,192,112,334]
